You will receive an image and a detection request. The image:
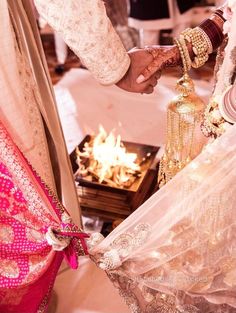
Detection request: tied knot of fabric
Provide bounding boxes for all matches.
[46,222,90,269]
[45,226,70,251]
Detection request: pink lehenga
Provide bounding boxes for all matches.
[0,121,88,313]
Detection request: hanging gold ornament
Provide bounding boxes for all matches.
[158,72,206,188]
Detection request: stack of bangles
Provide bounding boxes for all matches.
[145,7,236,129]
[174,8,236,130]
[174,8,226,71]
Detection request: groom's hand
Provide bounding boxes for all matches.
[136,45,181,84]
[116,48,161,94]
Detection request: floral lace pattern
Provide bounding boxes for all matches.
[101,185,236,311]
[92,133,236,312]
[96,223,151,270]
[108,271,236,313]
[35,0,130,85]
[97,182,236,312]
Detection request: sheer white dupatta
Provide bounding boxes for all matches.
[90,123,236,312]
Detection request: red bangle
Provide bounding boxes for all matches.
[199,19,224,51]
[215,9,226,22]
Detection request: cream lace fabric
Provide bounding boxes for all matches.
[34,0,130,85]
[91,122,236,312]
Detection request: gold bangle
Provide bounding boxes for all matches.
[174,38,190,73]
[178,36,192,71]
[195,27,213,54]
[181,28,209,68]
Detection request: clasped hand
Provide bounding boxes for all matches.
[116,46,179,94]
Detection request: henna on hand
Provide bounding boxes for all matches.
[137,45,181,82]
[116,48,161,94]
[146,45,181,68]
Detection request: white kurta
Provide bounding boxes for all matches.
[34,0,130,85]
[0,0,130,226]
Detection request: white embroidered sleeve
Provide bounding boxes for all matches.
[34,0,130,85]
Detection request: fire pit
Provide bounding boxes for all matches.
[70,127,160,220]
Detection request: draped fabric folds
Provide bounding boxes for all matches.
[0,121,88,313]
[0,0,81,226]
[91,122,236,313]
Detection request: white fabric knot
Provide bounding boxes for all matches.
[45,227,70,251]
[99,249,122,270]
[87,232,104,250]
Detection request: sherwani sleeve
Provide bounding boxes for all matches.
[34,0,130,85]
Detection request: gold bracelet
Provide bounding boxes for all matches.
[174,38,190,73]
[181,28,209,68]
[182,28,208,56]
[178,36,192,71]
[195,27,213,54]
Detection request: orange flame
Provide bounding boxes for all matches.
[76,125,141,188]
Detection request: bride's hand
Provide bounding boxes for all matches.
[136,45,181,84]
[116,48,161,94]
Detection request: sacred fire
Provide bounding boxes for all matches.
[75,126,151,189]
